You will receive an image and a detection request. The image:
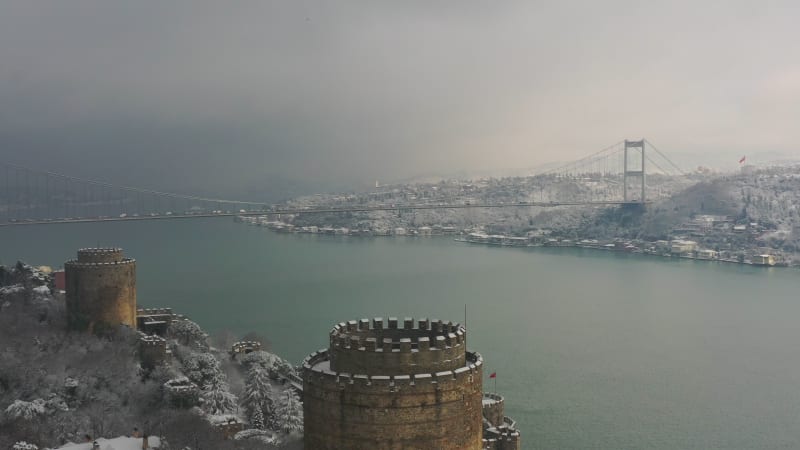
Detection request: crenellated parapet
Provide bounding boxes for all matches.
[482,422,521,450]
[139,333,166,347]
[212,416,245,439]
[481,393,520,449]
[230,340,262,358]
[138,332,170,368]
[163,377,199,408]
[136,307,175,336]
[482,393,505,427]
[64,258,136,268]
[76,247,124,263]
[137,307,174,316]
[329,317,467,375]
[303,317,484,450]
[303,348,483,393]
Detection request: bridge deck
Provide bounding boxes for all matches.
[0,201,648,226]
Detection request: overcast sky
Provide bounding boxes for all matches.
[1,1,799,199]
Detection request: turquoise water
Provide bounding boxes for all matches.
[3,218,800,449]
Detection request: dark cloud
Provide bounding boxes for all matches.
[1,1,799,199]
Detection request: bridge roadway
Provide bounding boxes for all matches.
[0,200,645,227]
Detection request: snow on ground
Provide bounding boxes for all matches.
[32,285,51,297]
[0,284,24,297]
[53,436,160,450]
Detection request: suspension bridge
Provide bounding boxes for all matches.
[0,139,683,226]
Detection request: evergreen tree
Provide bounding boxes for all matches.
[201,375,238,415]
[179,351,222,388]
[170,319,208,349]
[251,405,266,430]
[273,389,303,434]
[243,364,272,418]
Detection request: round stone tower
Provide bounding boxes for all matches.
[64,248,136,332]
[302,317,484,450]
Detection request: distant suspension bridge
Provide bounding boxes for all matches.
[0,139,683,226]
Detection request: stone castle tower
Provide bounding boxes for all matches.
[65,247,136,332]
[302,317,487,449]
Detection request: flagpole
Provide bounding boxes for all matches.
[494,373,497,394]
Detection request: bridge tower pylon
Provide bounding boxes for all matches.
[623,139,646,203]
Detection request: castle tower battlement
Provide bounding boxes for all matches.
[230,340,262,358]
[482,421,521,450]
[303,317,484,450]
[76,247,125,263]
[65,247,136,332]
[329,317,467,376]
[138,332,170,368]
[303,348,482,392]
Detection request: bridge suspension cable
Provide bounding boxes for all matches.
[0,138,684,225]
[0,162,267,206]
[536,141,625,176]
[644,139,686,175]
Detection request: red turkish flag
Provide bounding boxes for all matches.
[489,372,497,378]
[739,156,746,164]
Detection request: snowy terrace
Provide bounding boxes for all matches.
[53,436,160,450]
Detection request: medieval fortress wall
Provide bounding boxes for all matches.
[65,248,137,331]
[303,317,485,450]
[58,246,520,449]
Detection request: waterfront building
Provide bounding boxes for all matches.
[697,249,718,260]
[670,240,698,255]
[752,254,776,266]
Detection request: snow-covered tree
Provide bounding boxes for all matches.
[4,399,45,420]
[13,442,38,450]
[250,405,265,430]
[179,351,222,388]
[243,364,272,420]
[240,350,294,379]
[44,393,68,413]
[201,375,237,415]
[272,389,303,434]
[170,319,208,349]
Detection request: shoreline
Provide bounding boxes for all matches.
[453,238,792,268]
[238,217,794,270]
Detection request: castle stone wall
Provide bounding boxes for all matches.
[482,424,521,450]
[482,393,505,428]
[303,317,483,450]
[139,333,168,368]
[65,248,136,332]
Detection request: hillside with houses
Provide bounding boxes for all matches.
[239,165,800,267]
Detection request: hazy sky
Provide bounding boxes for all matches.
[1,1,799,199]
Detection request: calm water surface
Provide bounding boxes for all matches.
[3,218,800,449]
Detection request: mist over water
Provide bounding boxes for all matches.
[3,218,800,449]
